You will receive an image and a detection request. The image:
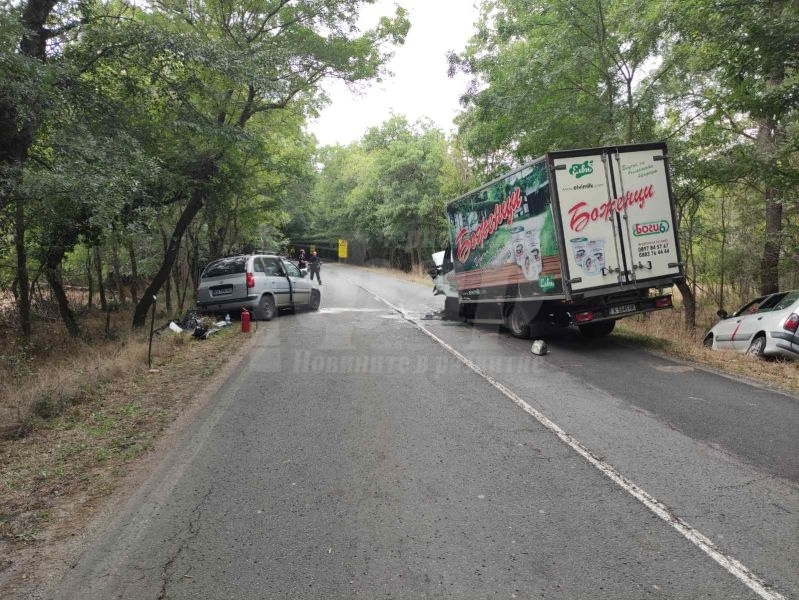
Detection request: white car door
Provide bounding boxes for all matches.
[260,257,292,307]
[282,259,311,306]
[733,293,783,350]
[712,296,766,349]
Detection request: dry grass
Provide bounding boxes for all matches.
[616,306,799,394]
[362,262,433,287]
[0,308,164,429]
[0,306,246,549]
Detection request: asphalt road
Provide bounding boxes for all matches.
[52,263,798,599]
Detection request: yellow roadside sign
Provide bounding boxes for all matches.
[338,239,348,259]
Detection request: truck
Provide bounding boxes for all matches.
[432,142,683,338]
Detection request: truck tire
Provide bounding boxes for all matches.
[507,305,531,339]
[444,296,460,319]
[256,294,276,321]
[578,320,616,338]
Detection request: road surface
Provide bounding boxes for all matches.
[49,263,798,599]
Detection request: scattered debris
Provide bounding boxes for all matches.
[168,322,183,333]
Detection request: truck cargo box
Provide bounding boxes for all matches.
[446,142,682,305]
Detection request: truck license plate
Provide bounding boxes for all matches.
[609,303,636,316]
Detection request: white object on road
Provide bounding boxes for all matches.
[530,339,548,355]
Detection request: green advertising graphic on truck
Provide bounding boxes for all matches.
[432,142,684,339]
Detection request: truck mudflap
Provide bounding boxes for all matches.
[569,294,674,325]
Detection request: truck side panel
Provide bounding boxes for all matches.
[550,143,680,295]
[447,159,566,303]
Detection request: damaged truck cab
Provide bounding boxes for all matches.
[432,142,684,338]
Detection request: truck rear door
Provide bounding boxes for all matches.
[550,144,681,294]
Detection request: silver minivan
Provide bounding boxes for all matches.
[197,254,320,320]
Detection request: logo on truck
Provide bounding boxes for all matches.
[568,184,655,233]
[455,188,523,263]
[568,160,594,179]
[633,220,670,236]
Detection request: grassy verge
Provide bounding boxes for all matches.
[0,314,248,553]
[616,309,799,394]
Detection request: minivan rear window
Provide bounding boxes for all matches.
[202,257,246,278]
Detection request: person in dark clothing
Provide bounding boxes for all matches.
[297,249,307,270]
[308,250,322,284]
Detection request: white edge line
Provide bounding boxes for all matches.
[354,281,785,600]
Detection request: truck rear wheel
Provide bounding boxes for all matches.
[578,320,616,338]
[507,305,531,339]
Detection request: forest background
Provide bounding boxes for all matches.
[1,0,797,340]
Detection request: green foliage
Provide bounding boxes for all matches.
[451,0,667,162]
[310,116,470,267]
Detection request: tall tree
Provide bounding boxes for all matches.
[450,0,667,162]
[664,0,799,294]
[0,0,64,337]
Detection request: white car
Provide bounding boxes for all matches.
[703,290,799,359]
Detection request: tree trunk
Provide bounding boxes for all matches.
[719,194,726,310]
[94,246,108,312]
[111,241,126,305]
[676,279,696,329]
[760,184,782,294]
[187,227,201,293]
[14,195,32,338]
[86,250,94,309]
[133,158,215,327]
[44,250,80,336]
[127,239,139,306]
[158,226,173,315]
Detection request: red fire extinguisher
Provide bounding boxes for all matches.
[241,308,251,333]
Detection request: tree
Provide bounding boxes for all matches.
[311,116,468,268]
[123,0,410,326]
[450,0,667,162]
[664,0,799,294]
[0,0,68,337]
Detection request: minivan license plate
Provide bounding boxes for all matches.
[211,286,232,297]
[609,303,636,316]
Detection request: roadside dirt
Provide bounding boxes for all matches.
[0,325,259,599]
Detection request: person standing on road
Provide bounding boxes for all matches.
[297,248,307,270]
[308,250,322,285]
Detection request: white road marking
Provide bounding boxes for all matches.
[316,307,384,314]
[655,365,695,373]
[352,280,785,600]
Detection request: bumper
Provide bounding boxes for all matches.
[197,294,259,312]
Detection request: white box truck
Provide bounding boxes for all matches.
[432,142,683,338]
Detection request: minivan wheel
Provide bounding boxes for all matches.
[703,334,714,348]
[309,289,321,311]
[257,295,276,321]
[745,334,766,358]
